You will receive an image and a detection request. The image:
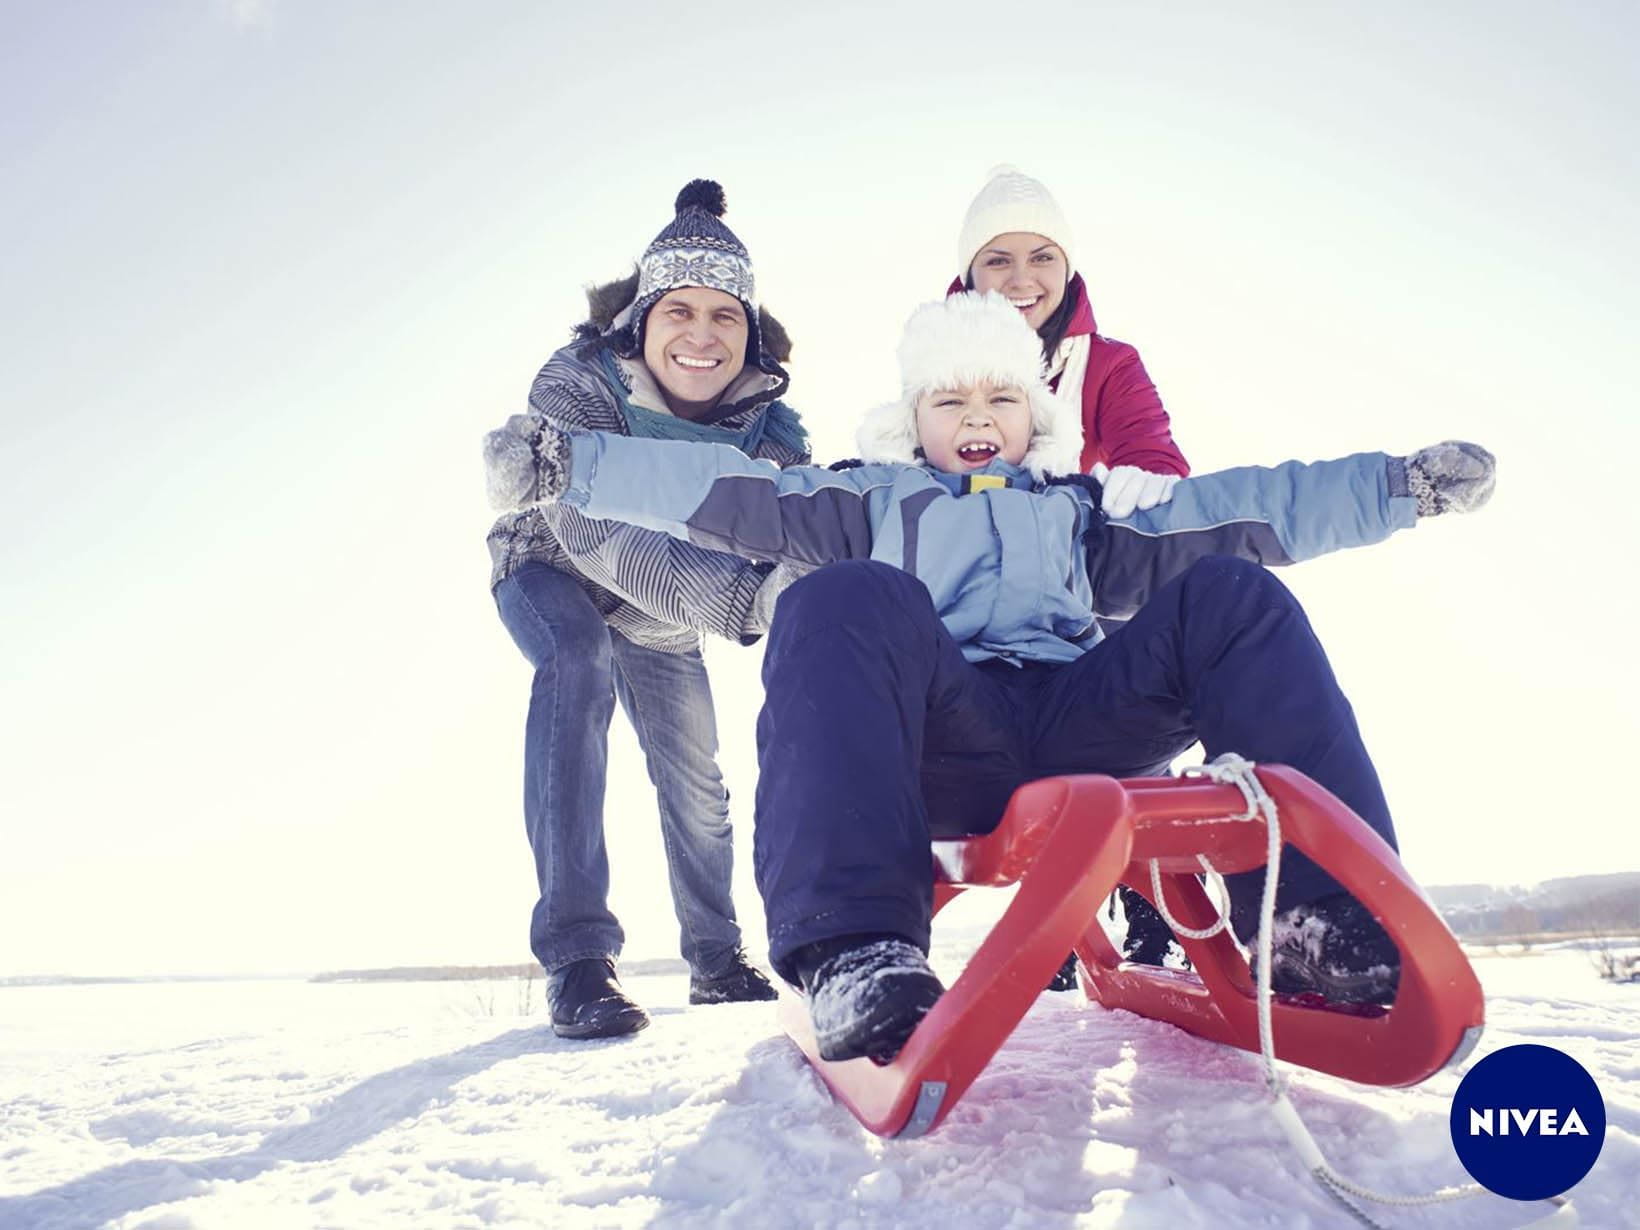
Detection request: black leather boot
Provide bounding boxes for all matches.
[547,958,650,1039]
[689,950,778,1004]
[1045,952,1080,991]
[1120,885,1189,969]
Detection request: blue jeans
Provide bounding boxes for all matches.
[494,562,743,976]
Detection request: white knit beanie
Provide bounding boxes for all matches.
[956,165,1076,280]
[855,293,1083,480]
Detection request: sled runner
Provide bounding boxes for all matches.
[778,766,1486,1139]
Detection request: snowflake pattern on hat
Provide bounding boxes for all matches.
[620,179,769,365]
[636,246,756,306]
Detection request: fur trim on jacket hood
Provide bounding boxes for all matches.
[855,292,1083,480]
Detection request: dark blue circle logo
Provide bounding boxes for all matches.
[1450,1043,1605,1200]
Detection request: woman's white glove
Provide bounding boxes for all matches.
[1091,464,1181,519]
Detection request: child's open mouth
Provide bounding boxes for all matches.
[956,441,1000,467]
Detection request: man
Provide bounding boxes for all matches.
[484,181,807,1038]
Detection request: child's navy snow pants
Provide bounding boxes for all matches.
[753,558,1398,980]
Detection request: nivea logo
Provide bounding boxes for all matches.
[1450,1044,1606,1200]
[1467,1107,1590,1136]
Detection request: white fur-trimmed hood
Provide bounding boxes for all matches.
[856,293,1083,480]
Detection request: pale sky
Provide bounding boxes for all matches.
[2,1,1636,978]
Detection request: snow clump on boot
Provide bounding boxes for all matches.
[804,938,945,1064]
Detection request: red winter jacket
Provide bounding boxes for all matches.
[946,274,1189,476]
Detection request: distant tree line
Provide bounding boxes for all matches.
[312,963,537,983]
[1438,886,1640,940]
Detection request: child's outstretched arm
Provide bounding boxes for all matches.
[1090,442,1494,621]
[485,394,793,642]
[485,417,889,569]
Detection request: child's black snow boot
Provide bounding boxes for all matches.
[1266,891,1401,1005]
[793,934,945,1064]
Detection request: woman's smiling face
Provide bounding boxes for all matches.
[914,380,1033,473]
[968,232,1069,332]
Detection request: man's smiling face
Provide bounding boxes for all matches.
[641,287,749,417]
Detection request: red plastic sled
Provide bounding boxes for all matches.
[778,767,1486,1138]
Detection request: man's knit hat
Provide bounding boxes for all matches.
[626,179,765,361]
[855,293,1083,480]
[956,165,1077,279]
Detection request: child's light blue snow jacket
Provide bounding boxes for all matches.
[562,438,1417,665]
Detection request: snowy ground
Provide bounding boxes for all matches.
[3,915,1638,1230]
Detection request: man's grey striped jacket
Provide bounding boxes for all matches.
[486,339,810,653]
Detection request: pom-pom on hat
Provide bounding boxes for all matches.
[625,179,764,361]
[855,292,1083,480]
[956,165,1076,280]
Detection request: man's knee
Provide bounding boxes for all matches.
[500,565,611,669]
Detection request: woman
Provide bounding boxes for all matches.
[951,166,1195,977]
[950,165,1190,518]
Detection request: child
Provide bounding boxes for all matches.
[484,292,1495,1062]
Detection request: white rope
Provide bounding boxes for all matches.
[1175,755,1577,1228]
[1146,855,1234,941]
[1179,755,1282,1081]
